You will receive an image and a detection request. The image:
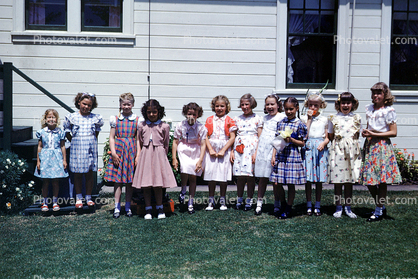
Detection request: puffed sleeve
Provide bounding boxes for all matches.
[298,121,308,140]
[35,129,42,140]
[59,128,66,140]
[94,114,104,131]
[327,115,334,134]
[173,121,182,140]
[62,113,72,134]
[256,114,263,128]
[385,106,397,125]
[198,123,208,141]
[109,115,117,128]
[229,117,238,133]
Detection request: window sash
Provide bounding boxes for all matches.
[25,0,67,31]
[81,0,122,32]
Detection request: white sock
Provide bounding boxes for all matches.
[345,206,352,213]
[76,194,83,201]
[256,200,263,207]
[188,198,194,207]
[85,195,92,202]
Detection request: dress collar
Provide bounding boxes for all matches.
[337,111,354,117]
[44,127,60,133]
[118,113,137,121]
[146,119,162,125]
[214,115,226,121]
[284,117,297,122]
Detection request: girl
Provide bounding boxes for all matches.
[132,99,177,219]
[104,93,140,218]
[360,82,402,222]
[64,92,104,209]
[253,94,284,215]
[270,97,307,219]
[231,94,263,211]
[172,102,207,214]
[328,92,362,218]
[204,95,237,211]
[35,109,68,212]
[301,92,329,216]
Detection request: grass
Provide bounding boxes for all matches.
[1,189,418,279]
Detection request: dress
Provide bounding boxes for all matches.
[173,120,207,176]
[104,114,139,183]
[328,112,362,183]
[254,113,285,178]
[359,104,402,185]
[63,112,104,173]
[301,114,329,183]
[34,127,68,179]
[270,117,307,185]
[204,115,237,182]
[132,120,177,188]
[233,113,263,176]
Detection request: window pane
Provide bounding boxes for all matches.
[306,0,319,9]
[288,36,334,84]
[390,42,418,85]
[82,0,122,31]
[410,0,418,12]
[393,0,408,11]
[289,0,304,9]
[305,11,319,34]
[321,0,335,10]
[26,0,66,29]
[320,12,335,33]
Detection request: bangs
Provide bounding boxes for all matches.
[340,93,355,103]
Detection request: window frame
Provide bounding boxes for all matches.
[25,0,68,31]
[81,0,123,33]
[286,0,338,90]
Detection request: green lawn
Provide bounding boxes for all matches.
[1,190,418,279]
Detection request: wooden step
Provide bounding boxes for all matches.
[0,126,33,143]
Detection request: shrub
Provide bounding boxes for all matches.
[0,150,36,213]
[393,145,418,183]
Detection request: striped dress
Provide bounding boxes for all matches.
[104,114,139,183]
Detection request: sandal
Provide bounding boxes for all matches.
[306,207,313,216]
[314,208,322,216]
[41,204,49,212]
[87,200,95,207]
[52,204,60,212]
[75,200,83,209]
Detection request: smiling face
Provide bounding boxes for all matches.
[240,99,253,116]
[214,100,227,118]
[371,89,385,108]
[120,99,134,116]
[284,102,297,119]
[340,101,353,115]
[308,99,321,116]
[78,98,93,116]
[186,109,198,125]
[45,111,57,129]
[265,97,278,116]
[146,106,159,122]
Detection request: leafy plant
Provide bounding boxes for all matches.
[0,150,36,213]
[393,144,418,183]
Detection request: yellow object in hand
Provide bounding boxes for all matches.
[279,127,293,139]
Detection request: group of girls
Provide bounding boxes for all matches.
[35,81,402,222]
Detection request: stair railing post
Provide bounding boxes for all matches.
[3,62,13,151]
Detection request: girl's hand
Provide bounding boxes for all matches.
[209,149,217,157]
[217,149,225,157]
[112,153,121,167]
[230,151,235,163]
[307,109,314,120]
[252,152,257,164]
[63,160,67,169]
[317,142,326,151]
[37,161,41,171]
[172,158,179,171]
[362,129,374,137]
[284,137,292,144]
[271,156,276,167]
[195,161,202,173]
[135,155,140,167]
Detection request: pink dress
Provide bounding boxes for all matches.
[132,120,177,188]
[173,120,207,176]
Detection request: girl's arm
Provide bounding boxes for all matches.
[286,136,305,147]
[271,148,277,167]
[65,132,72,142]
[60,140,67,169]
[172,138,179,170]
[205,136,217,157]
[220,130,236,157]
[252,126,263,163]
[318,127,330,151]
[363,123,397,138]
[305,111,314,139]
[135,132,142,167]
[328,133,334,142]
[36,140,43,171]
[109,127,120,167]
[95,131,100,138]
[195,139,206,172]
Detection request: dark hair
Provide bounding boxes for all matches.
[264,94,283,114]
[210,95,231,114]
[370,82,395,106]
[74,92,98,111]
[182,102,203,118]
[283,97,300,118]
[141,99,166,121]
[238,93,257,109]
[334,92,359,112]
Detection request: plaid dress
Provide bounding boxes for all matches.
[63,112,104,173]
[104,114,139,183]
[270,117,307,185]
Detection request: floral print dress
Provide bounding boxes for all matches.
[328,112,362,183]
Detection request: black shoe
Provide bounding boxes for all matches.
[178,194,185,204]
[113,211,120,219]
[126,209,133,217]
[367,214,383,222]
[279,205,292,219]
[244,205,252,211]
[368,208,387,217]
[234,203,243,210]
[188,206,195,215]
[255,206,262,216]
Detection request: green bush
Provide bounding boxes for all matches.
[0,150,36,213]
[393,144,418,183]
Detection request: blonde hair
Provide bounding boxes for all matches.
[303,93,327,109]
[41,109,60,128]
[370,82,395,106]
[210,95,231,114]
[119,92,135,105]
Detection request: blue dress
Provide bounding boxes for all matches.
[34,127,69,179]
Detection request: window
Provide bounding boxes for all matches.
[287,0,337,89]
[390,0,418,89]
[82,0,122,32]
[25,0,67,31]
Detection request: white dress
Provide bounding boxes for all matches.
[204,115,237,182]
[254,113,285,178]
[233,113,263,176]
[173,120,207,176]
